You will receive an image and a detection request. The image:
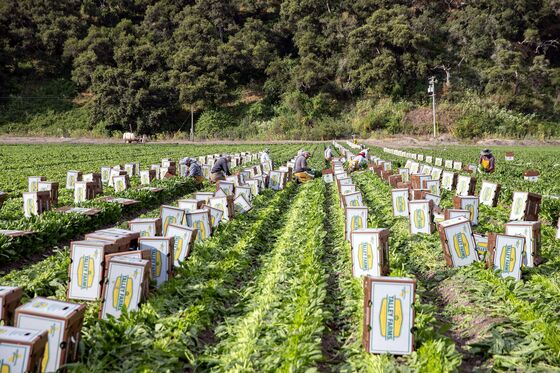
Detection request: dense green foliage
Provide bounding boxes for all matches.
[0,1,559,138]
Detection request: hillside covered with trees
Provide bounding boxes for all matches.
[1,0,559,139]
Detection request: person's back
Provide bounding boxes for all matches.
[211,157,230,175]
[324,147,332,159]
[294,155,308,173]
[189,162,203,177]
[261,152,271,164]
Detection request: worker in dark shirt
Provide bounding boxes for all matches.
[294,151,314,183]
[478,149,495,173]
[210,155,231,183]
[183,158,204,185]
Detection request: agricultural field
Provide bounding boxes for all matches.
[0,141,559,372]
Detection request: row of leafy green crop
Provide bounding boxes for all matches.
[201,180,328,371]
[0,144,313,267]
[353,170,560,371]
[76,182,301,371]
[372,145,560,224]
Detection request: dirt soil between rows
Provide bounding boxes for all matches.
[0,135,558,147]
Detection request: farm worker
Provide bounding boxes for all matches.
[210,155,232,183]
[324,145,333,168]
[184,158,204,185]
[360,144,369,157]
[352,134,357,144]
[294,151,314,183]
[260,148,271,164]
[478,149,495,173]
[350,151,368,172]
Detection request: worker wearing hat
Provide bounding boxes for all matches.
[182,157,204,185]
[294,151,314,183]
[349,150,368,172]
[478,149,495,173]
[210,155,232,183]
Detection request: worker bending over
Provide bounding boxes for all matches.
[478,149,495,173]
[210,155,231,183]
[349,150,368,172]
[324,145,333,168]
[183,158,204,185]
[260,148,271,164]
[294,151,314,183]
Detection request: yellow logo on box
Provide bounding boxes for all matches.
[77,256,95,289]
[193,220,206,241]
[379,295,403,340]
[151,250,162,277]
[358,242,373,270]
[500,245,516,273]
[112,275,133,310]
[453,232,470,259]
[174,236,184,262]
[395,196,406,212]
[351,215,363,231]
[413,209,425,229]
[163,216,176,234]
[513,198,524,216]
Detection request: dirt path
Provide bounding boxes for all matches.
[1,135,558,146]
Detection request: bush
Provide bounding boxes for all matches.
[195,109,234,138]
[350,98,412,137]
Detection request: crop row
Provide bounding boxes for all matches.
[352,166,560,370]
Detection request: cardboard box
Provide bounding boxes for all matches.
[113,175,129,193]
[345,207,368,241]
[203,206,222,228]
[66,171,82,190]
[209,196,234,221]
[505,152,514,161]
[388,174,402,188]
[100,167,111,184]
[408,200,433,234]
[398,168,410,182]
[193,192,215,204]
[453,161,463,171]
[0,325,48,373]
[505,221,542,267]
[28,176,46,192]
[350,229,390,277]
[109,170,127,187]
[67,240,119,301]
[245,179,260,196]
[343,191,363,208]
[234,195,252,214]
[140,170,156,185]
[37,181,59,205]
[437,216,478,267]
[474,234,488,260]
[0,287,23,325]
[268,171,286,191]
[453,196,479,225]
[178,199,204,213]
[160,206,186,235]
[23,191,50,218]
[410,174,431,190]
[435,158,443,166]
[444,160,453,169]
[444,209,470,221]
[128,218,162,237]
[441,171,457,191]
[15,297,86,372]
[339,184,356,196]
[430,167,443,181]
[138,237,174,287]
[479,181,501,207]
[411,189,430,201]
[456,175,476,196]
[424,193,441,210]
[83,173,103,194]
[509,192,541,221]
[84,229,139,252]
[74,181,96,203]
[523,170,540,182]
[422,179,440,196]
[235,185,253,202]
[396,181,412,189]
[100,258,149,319]
[486,233,525,280]
[185,209,212,242]
[322,169,334,183]
[363,276,416,355]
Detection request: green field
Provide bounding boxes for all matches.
[0,142,559,372]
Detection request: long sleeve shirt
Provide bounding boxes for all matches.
[188,162,203,177]
[211,157,231,176]
[324,148,333,159]
[260,152,271,164]
[294,155,310,173]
